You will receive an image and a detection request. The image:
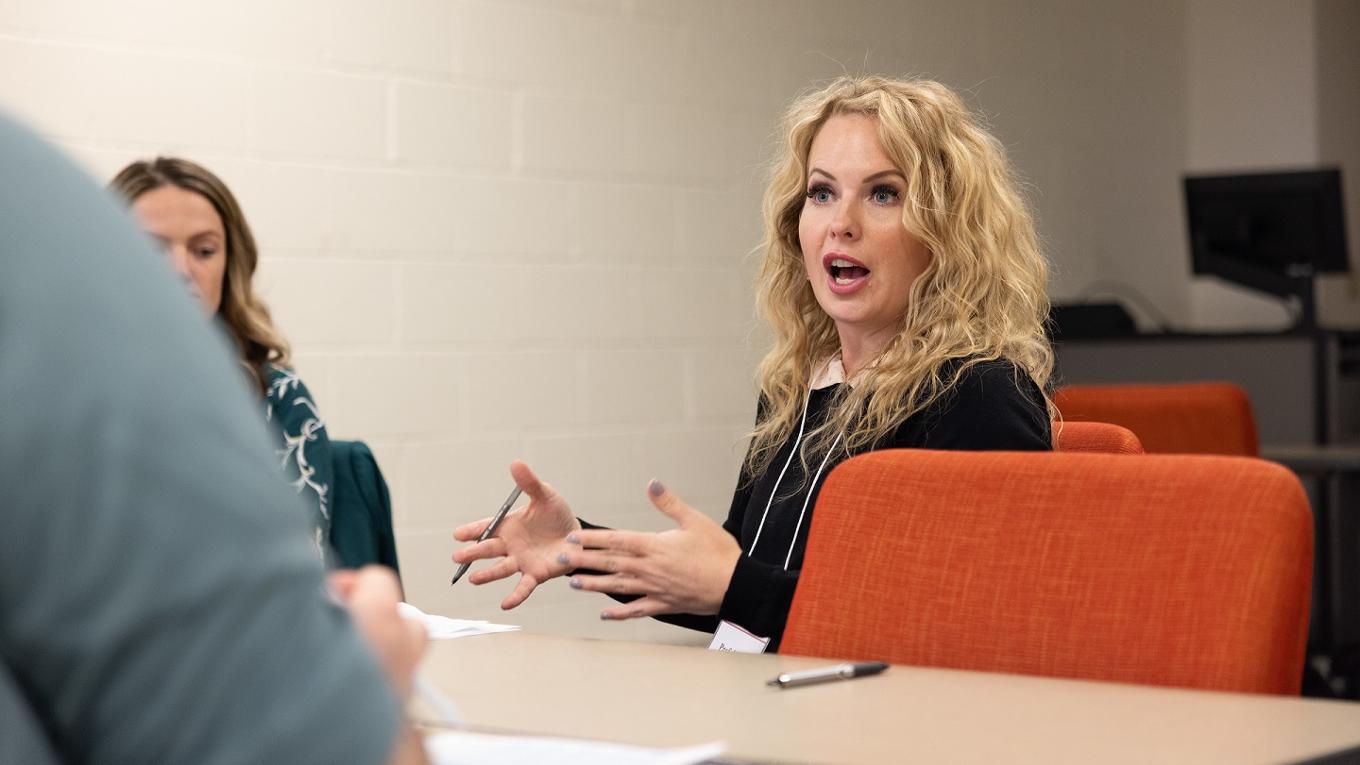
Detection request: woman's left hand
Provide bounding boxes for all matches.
[558,480,742,620]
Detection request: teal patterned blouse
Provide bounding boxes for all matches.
[262,364,333,560]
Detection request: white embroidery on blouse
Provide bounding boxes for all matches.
[264,364,331,559]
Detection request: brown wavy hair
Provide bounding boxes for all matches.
[111,157,291,394]
[748,76,1054,477]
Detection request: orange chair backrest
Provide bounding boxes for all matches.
[1052,420,1144,454]
[1054,382,1258,455]
[782,449,1312,695]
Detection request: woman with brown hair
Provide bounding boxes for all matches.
[111,157,333,558]
[457,75,1054,650]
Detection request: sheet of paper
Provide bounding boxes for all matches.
[425,730,725,765]
[399,602,520,640]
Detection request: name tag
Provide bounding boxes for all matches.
[708,620,771,654]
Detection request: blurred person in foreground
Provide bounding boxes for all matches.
[0,115,427,764]
[452,75,1053,650]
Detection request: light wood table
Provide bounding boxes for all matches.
[419,632,1360,764]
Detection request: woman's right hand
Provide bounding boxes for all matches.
[451,460,582,610]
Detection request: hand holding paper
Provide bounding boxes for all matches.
[328,567,427,700]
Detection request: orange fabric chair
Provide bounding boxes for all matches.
[1052,420,1144,454]
[782,449,1313,694]
[1054,382,1258,455]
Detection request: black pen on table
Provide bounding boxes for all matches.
[767,661,889,689]
[450,485,523,585]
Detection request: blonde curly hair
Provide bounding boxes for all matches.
[747,75,1053,477]
[111,156,291,395]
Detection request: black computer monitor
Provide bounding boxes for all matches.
[1184,168,1349,328]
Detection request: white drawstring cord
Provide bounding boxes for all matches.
[783,433,841,571]
[747,388,812,558]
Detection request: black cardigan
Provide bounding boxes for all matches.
[592,359,1051,649]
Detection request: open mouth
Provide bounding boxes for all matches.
[827,258,870,284]
[822,254,871,292]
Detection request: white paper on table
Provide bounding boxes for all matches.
[399,602,520,640]
[424,730,725,765]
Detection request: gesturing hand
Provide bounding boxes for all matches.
[451,460,582,610]
[558,479,741,620]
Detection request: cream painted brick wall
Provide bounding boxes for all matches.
[635,268,750,340]
[329,353,462,438]
[401,263,529,345]
[690,348,761,423]
[462,351,582,432]
[388,437,527,529]
[1,0,1199,644]
[325,0,453,74]
[0,41,250,149]
[250,68,387,160]
[452,1,686,99]
[681,187,764,262]
[393,82,513,168]
[520,94,637,175]
[217,161,335,252]
[0,0,331,64]
[518,267,644,341]
[573,181,680,260]
[633,103,730,182]
[580,349,685,426]
[643,428,747,520]
[256,259,398,346]
[327,170,577,255]
[526,431,662,509]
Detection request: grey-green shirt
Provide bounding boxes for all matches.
[0,113,401,763]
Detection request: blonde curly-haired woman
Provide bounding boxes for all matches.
[453,76,1054,651]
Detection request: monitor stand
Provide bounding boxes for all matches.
[1204,253,1318,330]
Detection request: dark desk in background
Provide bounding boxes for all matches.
[1263,445,1360,698]
[1055,330,1360,697]
[1054,330,1360,444]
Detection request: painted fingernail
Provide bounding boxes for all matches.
[565,533,580,544]
[556,552,570,565]
[648,479,665,497]
[569,577,582,589]
[600,612,613,620]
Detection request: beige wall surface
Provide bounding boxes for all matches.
[0,0,1294,640]
[1185,0,1360,329]
[1315,0,1360,328]
[1185,0,1314,329]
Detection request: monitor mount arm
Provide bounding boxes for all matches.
[1198,249,1317,330]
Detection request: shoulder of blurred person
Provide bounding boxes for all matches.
[0,114,407,764]
[0,660,60,765]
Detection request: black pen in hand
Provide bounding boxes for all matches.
[450,486,523,585]
[767,661,889,689]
